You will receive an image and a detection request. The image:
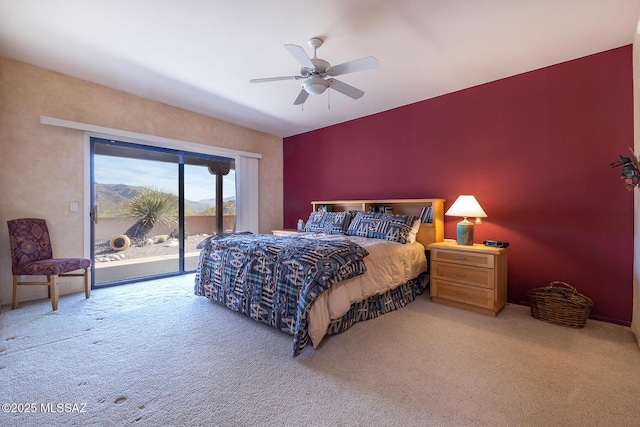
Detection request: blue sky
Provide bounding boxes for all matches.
[94,155,235,201]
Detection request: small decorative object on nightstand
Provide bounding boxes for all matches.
[428,241,508,316]
[444,195,487,245]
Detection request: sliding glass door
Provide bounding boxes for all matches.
[91,138,235,286]
[182,158,237,270]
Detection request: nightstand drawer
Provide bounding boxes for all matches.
[431,279,494,310]
[429,242,508,316]
[431,249,494,268]
[431,261,495,289]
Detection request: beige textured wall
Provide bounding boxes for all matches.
[0,56,283,305]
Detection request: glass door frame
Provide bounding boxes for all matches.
[89,137,234,288]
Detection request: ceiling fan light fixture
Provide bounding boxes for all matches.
[303,76,329,95]
[251,37,378,105]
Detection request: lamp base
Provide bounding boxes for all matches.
[456,218,474,245]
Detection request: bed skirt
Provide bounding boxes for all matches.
[326,273,429,337]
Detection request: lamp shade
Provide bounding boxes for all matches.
[445,195,487,218]
[445,195,487,245]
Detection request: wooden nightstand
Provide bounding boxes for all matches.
[428,241,509,316]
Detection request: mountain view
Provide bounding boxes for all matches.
[96,183,235,216]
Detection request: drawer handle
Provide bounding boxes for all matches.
[455,291,466,296]
[454,256,466,260]
[455,272,465,277]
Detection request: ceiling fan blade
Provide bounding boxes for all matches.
[250,75,301,83]
[327,56,379,77]
[293,88,309,105]
[327,78,365,99]
[284,44,315,69]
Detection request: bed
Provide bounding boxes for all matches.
[194,198,445,355]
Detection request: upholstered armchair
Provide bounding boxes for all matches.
[7,218,91,311]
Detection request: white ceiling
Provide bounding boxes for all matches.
[1,0,639,138]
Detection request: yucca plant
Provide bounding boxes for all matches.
[122,187,178,245]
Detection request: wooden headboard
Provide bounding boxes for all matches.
[310,198,445,248]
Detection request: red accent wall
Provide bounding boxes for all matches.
[283,46,634,325]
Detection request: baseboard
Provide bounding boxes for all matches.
[508,299,632,327]
[588,314,632,327]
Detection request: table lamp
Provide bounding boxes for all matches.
[445,195,487,245]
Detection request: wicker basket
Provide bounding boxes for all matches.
[526,281,593,328]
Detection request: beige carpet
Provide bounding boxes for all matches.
[1,274,639,427]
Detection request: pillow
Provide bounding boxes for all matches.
[406,218,421,244]
[303,211,353,234]
[346,211,379,238]
[346,211,417,244]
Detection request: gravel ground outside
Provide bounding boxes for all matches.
[95,234,210,262]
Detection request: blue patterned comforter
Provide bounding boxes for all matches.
[194,232,369,355]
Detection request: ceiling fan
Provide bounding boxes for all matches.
[250,37,379,105]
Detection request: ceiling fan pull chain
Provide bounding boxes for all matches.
[328,89,331,110]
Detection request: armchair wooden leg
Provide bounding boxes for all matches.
[11,271,87,311]
[12,275,19,309]
[84,268,90,299]
[49,275,59,311]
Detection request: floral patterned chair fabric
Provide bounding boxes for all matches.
[7,218,91,311]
